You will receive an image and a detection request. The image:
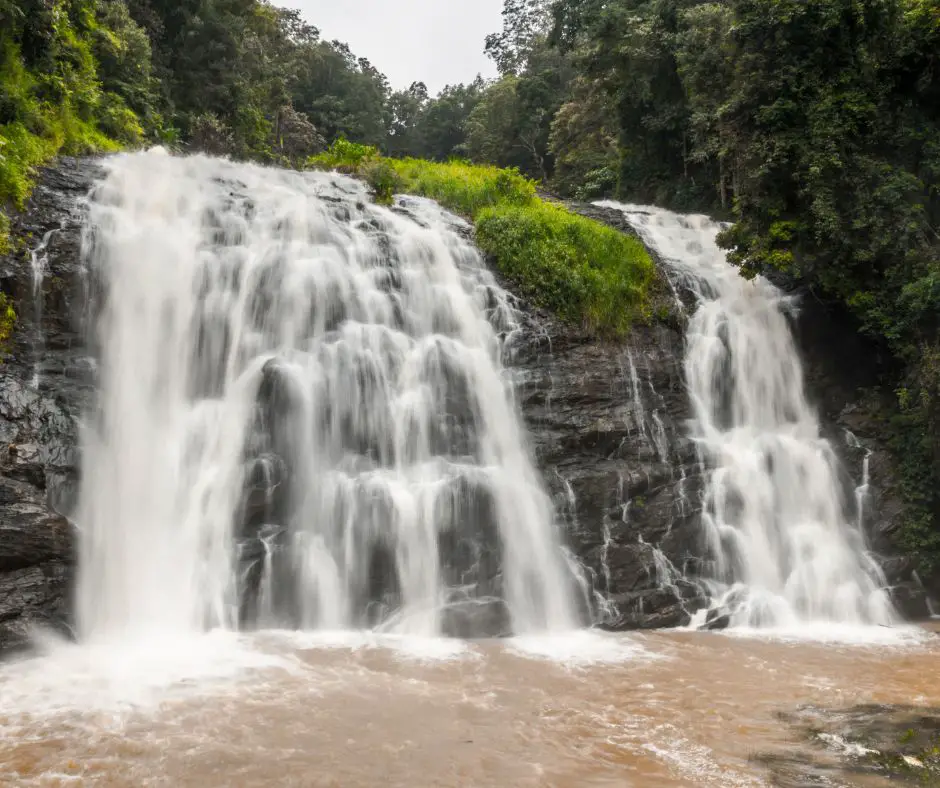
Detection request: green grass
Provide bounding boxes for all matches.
[475,203,652,335]
[309,141,654,335]
[389,157,536,216]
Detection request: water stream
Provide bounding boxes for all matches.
[598,202,895,629]
[76,149,579,642]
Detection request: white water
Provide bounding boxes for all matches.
[75,149,578,644]
[28,224,60,388]
[598,202,895,628]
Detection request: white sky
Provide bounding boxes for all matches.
[293,1,504,93]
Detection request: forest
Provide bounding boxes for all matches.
[0,0,939,568]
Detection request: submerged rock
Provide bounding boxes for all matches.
[758,705,940,786]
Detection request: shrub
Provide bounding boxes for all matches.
[0,292,15,349]
[360,159,402,205]
[476,203,653,335]
[309,138,379,170]
[0,211,10,256]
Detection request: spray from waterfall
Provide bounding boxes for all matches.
[598,201,895,628]
[75,149,579,643]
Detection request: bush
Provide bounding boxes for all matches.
[189,112,234,157]
[476,203,653,335]
[0,121,58,207]
[309,138,379,170]
[0,211,10,256]
[360,159,402,205]
[0,291,15,350]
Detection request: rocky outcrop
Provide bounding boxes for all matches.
[508,297,708,629]
[0,157,101,650]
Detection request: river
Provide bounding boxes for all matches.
[0,626,937,786]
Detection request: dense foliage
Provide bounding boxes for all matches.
[310,141,654,335]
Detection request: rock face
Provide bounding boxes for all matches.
[508,305,708,629]
[0,159,929,652]
[0,157,101,650]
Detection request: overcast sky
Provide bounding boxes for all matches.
[295,0,504,93]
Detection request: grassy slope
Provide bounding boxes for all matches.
[310,140,655,337]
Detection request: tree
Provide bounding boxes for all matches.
[418,78,485,161]
[385,81,428,158]
[485,0,553,76]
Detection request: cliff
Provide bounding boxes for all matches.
[0,159,930,651]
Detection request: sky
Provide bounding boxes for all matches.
[295,0,504,94]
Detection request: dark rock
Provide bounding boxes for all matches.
[0,157,99,654]
[441,598,512,639]
[0,563,72,651]
[889,584,932,621]
[760,705,940,787]
[703,609,731,631]
[510,287,707,628]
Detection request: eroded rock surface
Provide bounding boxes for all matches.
[0,157,101,650]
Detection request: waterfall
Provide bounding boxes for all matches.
[598,202,895,628]
[74,149,579,643]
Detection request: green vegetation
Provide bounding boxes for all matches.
[0,293,14,349]
[475,203,651,333]
[383,158,536,217]
[310,141,653,335]
[0,0,140,333]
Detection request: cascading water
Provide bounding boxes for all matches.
[75,149,579,643]
[598,202,895,628]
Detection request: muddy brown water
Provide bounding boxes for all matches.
[0,626,937,787]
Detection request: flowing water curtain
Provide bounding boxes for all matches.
[598,201,896,628]
[75,150,581,642]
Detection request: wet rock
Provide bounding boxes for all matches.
[760,704,940,787]
[703,609,731,631]
[0,158,98,654]
[889,584,932,621]
[511,294,705,628]
[441,599,512,639]
[0,563,72,651]
[602,586,700,630]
